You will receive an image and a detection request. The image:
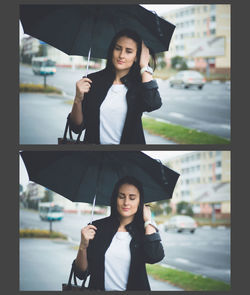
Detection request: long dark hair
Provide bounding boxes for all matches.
[105,29,156,83]
[110,176,145,231]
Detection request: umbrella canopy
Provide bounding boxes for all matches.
[20,4,176,59]
[20,151,180,206]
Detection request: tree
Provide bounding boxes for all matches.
[41,189,53,203]
[156,52,166,70]
[177,201,194,216]
[171,56,188,70]
[166,206,172,215]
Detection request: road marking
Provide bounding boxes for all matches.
[175,258,190,264]
[219,124,230,130]
[168,112,185,119]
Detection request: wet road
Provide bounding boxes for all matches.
[20,64,231,140]
[20,209,230,283]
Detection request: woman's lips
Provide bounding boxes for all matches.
[122,208,130,211]
[117,60,124,64]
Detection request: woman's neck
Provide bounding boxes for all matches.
[118,216,134,231]
[113,69,129,84]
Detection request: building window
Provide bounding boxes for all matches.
[216,151,221,156]
[204,6,207,12]
[210,29,216,35]
[211,15,216,22]
[216,174,222,180]
[209,152,213,158]
[216,161,221,167]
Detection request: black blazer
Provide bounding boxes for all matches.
[73,216,165,291]
[69,68,162,144]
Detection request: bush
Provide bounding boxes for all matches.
[20,83,62,94]
[20,229,67,239]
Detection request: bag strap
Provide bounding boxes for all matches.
[67,261,88,289]
[63,114,83,143]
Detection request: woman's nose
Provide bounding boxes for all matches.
[123,197,129,205]
[119,50,125,58]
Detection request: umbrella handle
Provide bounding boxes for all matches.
[90,194,96,224]
[85,47,92,77]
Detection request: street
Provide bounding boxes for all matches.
[20,64,230,143]
[20,209,231,284]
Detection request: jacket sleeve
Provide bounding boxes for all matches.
[136,80,162,113]
[142,232,165,264]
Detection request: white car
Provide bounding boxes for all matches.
[164,215,197,233]
[169,70,206,89]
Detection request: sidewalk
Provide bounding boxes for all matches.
[20,238,183,291]
[144,130,176,144]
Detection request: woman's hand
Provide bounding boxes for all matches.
[140,41,150,68]
[75,77,92,102]
[143,204,152,222]
[80,224,97,249]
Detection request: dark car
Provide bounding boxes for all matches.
[169,70,206,89]
[164,215,197,233]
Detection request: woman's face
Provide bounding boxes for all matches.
[116,183,140,220]
[112,36,138,74]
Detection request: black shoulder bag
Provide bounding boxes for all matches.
[62,262,88,291]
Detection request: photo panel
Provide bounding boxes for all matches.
[19,150,231,291]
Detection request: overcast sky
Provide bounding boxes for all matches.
[140,4,191,16]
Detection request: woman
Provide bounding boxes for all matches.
[73,176,165,291]
[68,29,162,144]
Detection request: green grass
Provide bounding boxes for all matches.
[20,228,67,239]
[146,264,230,291]
[20,83,62,94]
[142,117,230,144]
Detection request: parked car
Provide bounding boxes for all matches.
[169,70,206,89]
[164,215,197,233]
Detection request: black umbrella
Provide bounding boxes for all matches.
[20,151,179,207]
[20,4,175,60]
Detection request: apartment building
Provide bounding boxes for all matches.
[165,151,230,217]
[163,4,230,73]
[20,36,86,67]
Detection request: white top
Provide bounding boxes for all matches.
[99,84,128,144]
[104,231,132,291]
